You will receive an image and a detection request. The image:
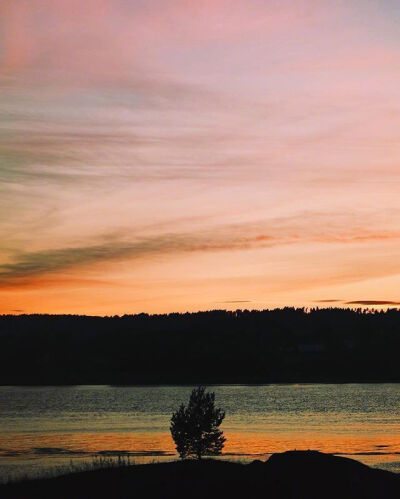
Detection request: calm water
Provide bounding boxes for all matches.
[1,384,400,481]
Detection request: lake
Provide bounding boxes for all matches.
[1,384,400,482]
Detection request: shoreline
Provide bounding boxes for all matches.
[3,380,400,386]
[1,451,399,498]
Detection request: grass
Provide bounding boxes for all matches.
[3,454,135,485]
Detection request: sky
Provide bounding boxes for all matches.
[1,0,400,314]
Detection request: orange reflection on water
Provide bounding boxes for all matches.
[0,432,175,457]
[2,430,400,467]
[224,432,400,457]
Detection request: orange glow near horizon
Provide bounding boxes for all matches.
[1,1,400,314]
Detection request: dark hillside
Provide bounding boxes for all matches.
[1,308,400,384]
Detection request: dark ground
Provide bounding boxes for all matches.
[1,451,399,499]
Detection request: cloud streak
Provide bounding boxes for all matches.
[345,301,400,306]
[216,300,252,304]
[314,299,342,303]
[0,230,276,286]
[3,212,400,288]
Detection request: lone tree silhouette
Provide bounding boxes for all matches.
[170,386,226,460]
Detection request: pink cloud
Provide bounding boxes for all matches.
[0,0,329,84]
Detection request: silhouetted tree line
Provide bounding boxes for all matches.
[1,307,400,384]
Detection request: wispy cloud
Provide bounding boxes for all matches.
[314,299,342,303]
[216,300,252,304]
[345,300,400,306]
[0,229,277,286]
[3,212,400,288]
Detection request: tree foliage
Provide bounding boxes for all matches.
[3,308,400,384]
[170,386,226,459]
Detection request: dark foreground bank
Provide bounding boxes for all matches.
[1,451,399,499]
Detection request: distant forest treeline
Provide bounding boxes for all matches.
[1,308,400,384]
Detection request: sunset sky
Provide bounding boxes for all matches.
[1,0,400,314]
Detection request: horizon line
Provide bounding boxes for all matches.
[2,305,400,318]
